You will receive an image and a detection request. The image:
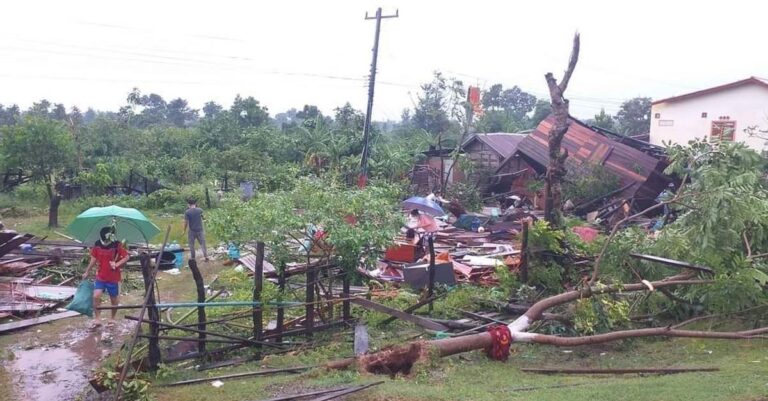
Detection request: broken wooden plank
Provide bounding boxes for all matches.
[381,293,446,326]
[629,254,715,274]
[350,297,447,331]
[521,367,719,375]
[253,386,364,401]
[306,381,384,401]
[162,366,312,387]
[0,310,81,333]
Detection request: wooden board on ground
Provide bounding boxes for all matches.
[0,310,81,333]
[350,297,448,331]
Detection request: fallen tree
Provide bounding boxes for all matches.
[329,273,768,374]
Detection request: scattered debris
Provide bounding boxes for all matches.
[162,366,313,387]
[521,367,719,375]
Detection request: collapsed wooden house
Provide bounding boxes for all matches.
[410,133,530,194]
[491,116,671,209]
[461,132,530,171]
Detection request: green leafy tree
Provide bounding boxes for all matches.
[231,94,270,128]
[1,117,74,226]
[529,99,552,128]
[202,101,223,119]
[413,72,453,135]
[590,108,617,131]
[0,104,20,126]
[166,98,198,127]
[615,97,651,135]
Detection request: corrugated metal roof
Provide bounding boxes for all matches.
[461,131,530,158]
[498,116,670,208]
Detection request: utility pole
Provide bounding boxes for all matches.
[359,7,398,188]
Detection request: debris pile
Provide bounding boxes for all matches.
[0,231,86,331]
[360,210,535,288]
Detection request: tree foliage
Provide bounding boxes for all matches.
[208,178,404,269]
[0,116,74,197]
[601,140,768,314]
[615,97,651,135]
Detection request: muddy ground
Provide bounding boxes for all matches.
[3,316,134,401]
[0,259,215,401]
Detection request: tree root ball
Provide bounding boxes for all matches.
[358,342,428,377]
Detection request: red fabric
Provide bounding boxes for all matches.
[91,243,128,283]
[485,324,513,361]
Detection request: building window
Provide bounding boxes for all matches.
[654,113,661,119]
[659,120,674,127]
[711,120,736,142]
[701,112,707,118]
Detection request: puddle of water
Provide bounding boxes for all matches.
[9,322,133,401]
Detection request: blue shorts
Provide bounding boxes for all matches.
[94,280,119,297]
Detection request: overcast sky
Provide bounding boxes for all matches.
[1,0,766,121]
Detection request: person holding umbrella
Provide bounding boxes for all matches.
[82,226,129,327]
[69,205,159,326]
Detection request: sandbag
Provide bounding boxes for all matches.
[66,280,94,317]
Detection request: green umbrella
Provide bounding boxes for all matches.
[67,205,161,245]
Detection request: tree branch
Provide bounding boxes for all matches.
[589,173,691,285]
[558,33,580,93]
[743,231,752,258]
[526,326,768,346]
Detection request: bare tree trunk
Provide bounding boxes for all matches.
[543,33,580,227]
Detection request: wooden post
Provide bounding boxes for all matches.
[276,262,286,343]
[427,235,436,314]
[140,254,161,370]
[520,219,530,284]
[253,242,264,343]
[205,187,212,209]
[188,259,207,355]
[342,270,351,321]
[305,266,316,339]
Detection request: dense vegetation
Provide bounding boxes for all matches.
[0,72,653,211]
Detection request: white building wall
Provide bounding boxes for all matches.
[649,84,768,152]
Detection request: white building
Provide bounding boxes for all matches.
[650,77,768,152]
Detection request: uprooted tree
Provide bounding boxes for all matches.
[543,33,580,228]
[327,139,768,374]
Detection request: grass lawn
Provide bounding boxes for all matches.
[149,333,768,401]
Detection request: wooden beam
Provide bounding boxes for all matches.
[350,298,448,331]
[161,366,312,387]
[629,253,715,274]
[521,367,719,375]
[306,381,385,401]
[0,310,81,333]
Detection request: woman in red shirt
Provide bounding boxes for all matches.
[82,227,129,326]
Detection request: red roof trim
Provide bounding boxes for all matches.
[652,77,768,105]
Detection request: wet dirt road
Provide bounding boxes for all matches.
[4,318,134,401]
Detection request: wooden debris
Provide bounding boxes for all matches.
[521,367,719,375]
[350,297,448,331]
[0,310,81,333]
[254,385,368,401]
[162,366,312,387]
[305,381,384,401]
